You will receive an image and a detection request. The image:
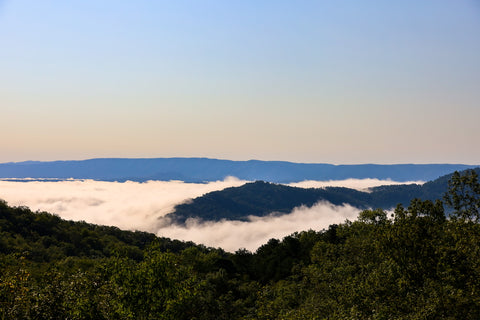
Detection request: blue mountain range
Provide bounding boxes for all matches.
[0,158,477,183]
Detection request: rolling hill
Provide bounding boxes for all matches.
[165,168,480,223]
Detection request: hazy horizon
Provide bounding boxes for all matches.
[1,156,479,166]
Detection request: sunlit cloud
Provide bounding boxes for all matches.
[287,178,424,191]
[0,177,247,231]
[157,202,360,252]
[0,178,413,251]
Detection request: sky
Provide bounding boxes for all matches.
[1,1,479,164]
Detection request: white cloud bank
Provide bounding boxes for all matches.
[0,177,247,231]
[0,178,417,252]
[157,202,359,252]
[287,178,424,191]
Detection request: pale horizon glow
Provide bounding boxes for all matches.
[1,1,479,164]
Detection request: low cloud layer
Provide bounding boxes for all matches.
[287,178,424,191]
[158,202,359,252]
[0,177,247,231]
[0,178,412,251]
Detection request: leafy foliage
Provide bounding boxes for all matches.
[444,169,480,221]
[1,168,480,318]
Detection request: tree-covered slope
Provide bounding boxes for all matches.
[0,200,198,263]
[167,181,372,223]
[166,168,480,223]
[1,169,480,319]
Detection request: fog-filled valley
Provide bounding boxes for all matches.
[0,177,418,251]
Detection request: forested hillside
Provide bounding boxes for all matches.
[1,169,480,319]
[167,168,480,224]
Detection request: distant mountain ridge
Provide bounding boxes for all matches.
[0,158,476,183]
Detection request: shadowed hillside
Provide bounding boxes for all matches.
[166,168,480,224]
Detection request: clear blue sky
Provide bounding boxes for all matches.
[1,1,479,164]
